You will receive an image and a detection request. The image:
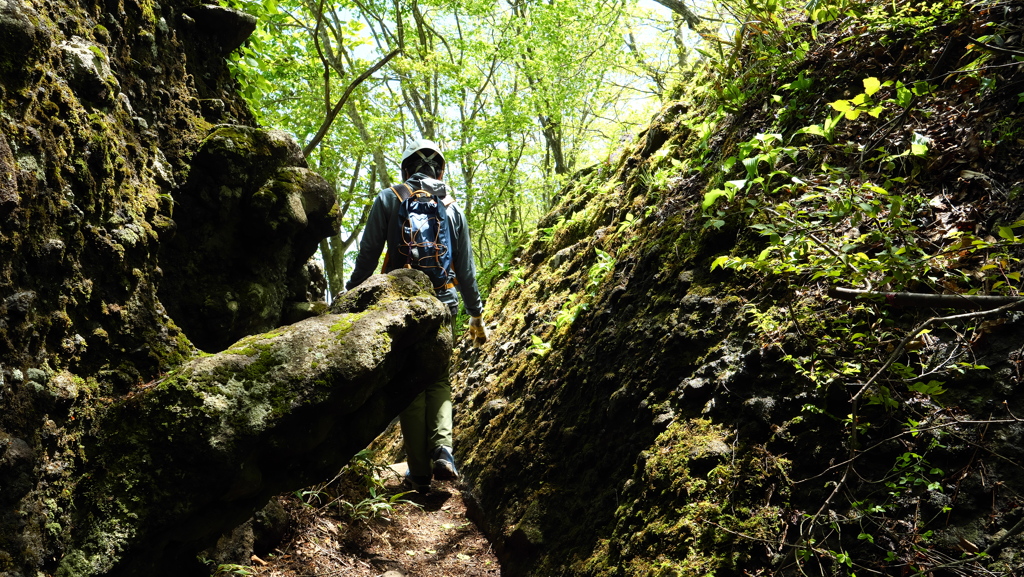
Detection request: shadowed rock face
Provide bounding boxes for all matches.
[63,270,451,577]
[0,0,369,575]
[159,125,341,353]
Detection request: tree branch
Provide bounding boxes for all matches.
[649,0,701,30]
[302,48,401,157]
[829,287,1024,310]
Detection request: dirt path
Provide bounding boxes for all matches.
[249,463,500,577]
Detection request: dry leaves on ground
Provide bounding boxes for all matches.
[249,463,500,577]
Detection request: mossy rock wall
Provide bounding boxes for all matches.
[0,0,341,575]
[453,3,1024,575]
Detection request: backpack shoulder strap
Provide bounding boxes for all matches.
[389,183,413,202]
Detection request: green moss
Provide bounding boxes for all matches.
[575,419,791,576]
[330,311,366,338]
[225,329,285,355]
[55,550,93,577]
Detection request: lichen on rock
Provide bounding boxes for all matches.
[62,269,451,577]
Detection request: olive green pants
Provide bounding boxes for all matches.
[399,306,456,479]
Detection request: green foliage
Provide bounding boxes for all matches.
[335,449,419,522]
[707,110,1024,296]
[693,0,815,112]
[588,249,616,291]
[199,557,253,576]
[860,0,968,35]
[295,450,419,523]
[340,485,418,521]
[223,0,683,278]
[540,216,566,243]
[829,76,886,120]
[539,247,616,340]
[212,564,252,577]
[681,3,1022,573]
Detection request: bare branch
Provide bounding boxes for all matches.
[829,287,1024,310]
[649,0,701,30]
[302,48,401,157]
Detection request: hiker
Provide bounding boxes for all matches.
[345,138,488,493]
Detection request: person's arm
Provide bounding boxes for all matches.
[346,192,391,291]
[450,206,484,317]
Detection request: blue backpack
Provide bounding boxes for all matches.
[390,181,457,291]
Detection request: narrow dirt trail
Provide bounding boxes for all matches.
[249,463,500,577]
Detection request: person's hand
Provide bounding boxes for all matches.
[468,316,488,346]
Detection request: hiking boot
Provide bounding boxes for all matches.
[431,446,460,480]
[403,470,431,494]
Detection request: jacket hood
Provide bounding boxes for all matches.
[406,173,448,199]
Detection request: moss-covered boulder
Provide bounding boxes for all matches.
[59,269,451,577]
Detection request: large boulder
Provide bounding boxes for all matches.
[59,269,451,577]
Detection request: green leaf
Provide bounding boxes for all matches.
[896,84,913,107]
[702,190,731,210]
[908,380,946,396]
[781,72,813,91]
[998,226,1016,240]
[710,255,731,270]
[863,76,882,96]
[797,123,824,138]
[829,99,854,113]
[823,113,842,142]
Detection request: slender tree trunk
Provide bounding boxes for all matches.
[539,114,567,177]
[320,235,345,300]
[347,104,392,188]
[318,162,375,299]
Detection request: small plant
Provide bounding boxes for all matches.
[334,450,419,521]
[294,450,421,523]
[829,76,886,120]
[341,485,418,521]
[213,564,252,577]
[553,295,586,330]
[528,334,552,356]
[199,558,253,577]
[293,487,325,507]
[617,212,638,234]
[539,215,566,242]
[587,248,616,291]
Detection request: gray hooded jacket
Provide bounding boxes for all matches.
[345,173,484,317]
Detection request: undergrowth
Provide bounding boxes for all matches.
[293,449,420,523]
